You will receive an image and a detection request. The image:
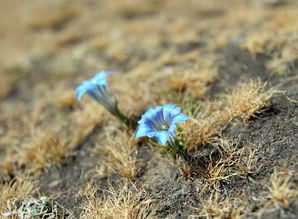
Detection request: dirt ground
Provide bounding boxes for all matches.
[0,0,298,218]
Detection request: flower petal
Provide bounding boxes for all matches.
[135,126,155,138]
[172,113,190,124]
[91,71,116,86]
[154,131,170,146]
[168,123,177,132]
[75,81,91,99]
[169,113,189,132]
[75,88,85,100]
[162,104,181,124]
[153,108,165,129]
[98,71,116,77]
[139,106,161,124]
[163,104,180,115]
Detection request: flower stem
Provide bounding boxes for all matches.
[114,107,136,128]
[167,133,183,157]
[168,134,176,148]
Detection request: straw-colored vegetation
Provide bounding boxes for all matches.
[80,183,153,219]
[0,176,37,213]
[0,0,297,218]
[167,62,218,99]
[267,169,298,209]
[94,131,141,181]
[225,79,276,123]
[180,79,275,151]
[189,193,246,219]
[180,103,229,151]
[190,169,298,219]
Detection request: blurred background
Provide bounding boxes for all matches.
[1,0,296,72]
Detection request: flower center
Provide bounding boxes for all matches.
[161,125,167,130]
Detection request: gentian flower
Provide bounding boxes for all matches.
[135,104,189,146]
[76,71,132,126]
[76,71,117,114]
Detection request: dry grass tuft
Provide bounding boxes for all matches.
[80,183,153,219]
[74,101,108,131]
[235,147,258,175]
[96,131,140,181]
[179,78,275,153]
[189,169,297,218]
[226,79,275,123]
[26,2,79,31]
[181,118,220,152]
[22,101,107,173]
[53,89,76,108]
[0,73,13,99]
[176,137,258,190]
[111,0,160,19]
[173,78,268,184]
[55,32,83,48]
[201,145,257,190]
[180,102,230,151]
[201,150,240,189]
[0,175,37,213]
[189,193,245,219]
[23,129,68,172]
[266,56,289,75]
[241,33,273,55]
[167,64,217,99]
[266,46,297,75]
[72,102,108,147]
[267,169,298,208]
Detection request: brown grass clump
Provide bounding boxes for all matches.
[181,118,220,152]
[226,79,275,123]
[267,169,298,208]
[74,101,107,127]
[0,176,37,213]
[23,101,107,173]
[110,0,160,18]
[201,146,257,190]
[189,193,245,219]
[23,129,68,172]
[72,102,108,144]
[0,74,12,99]
[241,33,273,55]
[180,79,275,152]
[55,31,83,48]
[266,46,297,75]
[53,89,76,108]
[26,1,79,31]
[235,147,258,175]
[152,79,265,186]
[180,102,230,151]
[266,56,289,75]
[0,158,15,178]
[168,64,217,99]
[175,100,259,184]
[201,151,240,189]
[80,183,153,219]
[177,133,258,189]
[96,131,140,181]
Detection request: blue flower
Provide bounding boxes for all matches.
[75,71,117,114]
[135,104,190,146]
